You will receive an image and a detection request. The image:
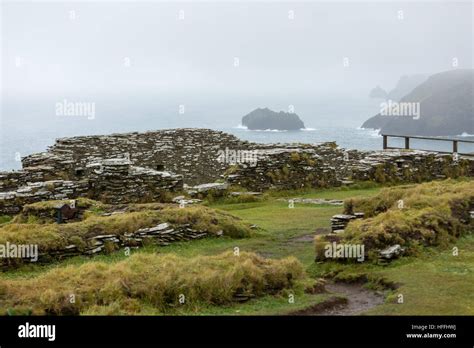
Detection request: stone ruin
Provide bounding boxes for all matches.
[0,157,182,214]
[20,128,249,185]
[36,222,211,265]
[330,213,364,234]
[226,144,474,191]
[1,128,473,214]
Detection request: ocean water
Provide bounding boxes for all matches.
[225,126,474,154]
[225,126,383,149]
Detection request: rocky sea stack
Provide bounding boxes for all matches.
[242,108,305,131]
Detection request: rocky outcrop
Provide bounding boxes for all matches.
[242,108,305,130]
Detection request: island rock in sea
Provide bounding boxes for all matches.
[242,108,305,131]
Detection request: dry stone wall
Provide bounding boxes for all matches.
[1,128,473,213]
[49,222,210,261]
[0,180,89,215]
[86,158,183,204]
[22,129,250,185]
[0,159,183,214]
[226,145,474,191]
[1,221,214,268]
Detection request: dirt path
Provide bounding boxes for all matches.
[321,282,384,315]
[285,228,385,315]
[293,282,384,315]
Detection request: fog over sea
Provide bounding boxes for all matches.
[2,2,473,171]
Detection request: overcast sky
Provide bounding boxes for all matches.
[2,0,472,100]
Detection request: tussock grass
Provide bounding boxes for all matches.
[13,198,106,223]
[0,205,252,254]
[316,179,474,260]
[344,179,472,218]
[0,251,305,315]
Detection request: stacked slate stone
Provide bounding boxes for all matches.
[350,150,474,183]
[1,129,473,212]
[226,144,354,191]
[0,158,184,213]
[0,172,29,192]
[88,158,183,204]
[186,182,229,198]
[89,158,132,204]
[330,213,364,233]
[35,222,214,263]
[21,151,77,178]
[0,180,89,215]
[227,146,474,192]
[0,166,61,192]
[22,129,252,185]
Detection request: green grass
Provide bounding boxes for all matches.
[0,215,12,225]
[370,234,474,315]
[0,185,377,315]
[0,251,306,315]
[1,181,473,315]
[316,179,474,261]
[171,292,330,316]
[0,205,252,258]
[308,234,474,315]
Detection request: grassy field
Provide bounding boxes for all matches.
[1,181,473,315]
[308,234,474,315]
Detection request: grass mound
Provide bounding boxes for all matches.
[316,179,474,261]
[0,205,252,257]
[13,198,106,224]
[0,251,305,315]
[344,179,473,218]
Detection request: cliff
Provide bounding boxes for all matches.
[362,69,474,136]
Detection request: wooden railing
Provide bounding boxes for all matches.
[382,134,474,156]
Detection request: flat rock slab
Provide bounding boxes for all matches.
[281,198,344,205]
[190,183,229,192]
